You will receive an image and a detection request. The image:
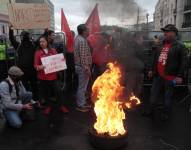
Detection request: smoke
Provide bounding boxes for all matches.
[83,0,149,96]
[82,0,147,26]
[111,31,147,97]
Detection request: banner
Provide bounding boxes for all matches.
[41,54,67,74]
[8,3,51,29]
[86,4,101,35]
[61,8,74,53]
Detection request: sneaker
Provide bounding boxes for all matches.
[60,105,69,113]
[83,103,92,109]
[43,106,52,115]
[76,106,89,112]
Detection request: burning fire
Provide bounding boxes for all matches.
[92,62,141,137]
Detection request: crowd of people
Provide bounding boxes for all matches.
[0,23,188,128]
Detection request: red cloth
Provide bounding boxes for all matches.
[34,49,58,81]
[86,4,101,35]
[86,4,101,48]
[61,8,74,53]
[92,35,113,66]
[157,43,175,81]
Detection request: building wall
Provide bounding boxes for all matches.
[154,0,176,30]
[44,0,55,31]
[154,0,191,30]
[154,0,162,30]
[0,0,16,36]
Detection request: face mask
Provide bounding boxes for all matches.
[11,77,21,83]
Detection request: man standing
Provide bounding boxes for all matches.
[74,24,92,112]
[148,24,187,120]
[9,26,37,101]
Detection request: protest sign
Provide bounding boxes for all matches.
[41,54,67,74]
[8,3,50,29]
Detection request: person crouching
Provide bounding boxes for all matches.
[0,66,35,128]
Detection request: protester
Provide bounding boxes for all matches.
[34,36,68,117]
[126,33,145,97]
[92,33,114,78]
[42,30,69,113]
[0,66,35,128]
[43,29,64,53]
[65,30,76,92]
[9,25,38,102]
[147,24,187,121]
[74,24,92,112]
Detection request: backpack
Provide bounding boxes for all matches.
[0,79,13,118]
[0,79,13,96]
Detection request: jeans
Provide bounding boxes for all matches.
[3,92,33,128]
[150,76,174,112]
[75,66,90,107]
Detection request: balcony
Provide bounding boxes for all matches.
[184,5,191,11]
[182,21,191,28]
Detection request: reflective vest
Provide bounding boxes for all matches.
[184,42,191,49]
[0,44,6,61]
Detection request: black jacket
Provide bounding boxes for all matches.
[151,40,188,78]
[9,29,35,69]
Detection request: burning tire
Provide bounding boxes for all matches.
[88,126,128,150]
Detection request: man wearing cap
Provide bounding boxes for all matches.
[0,66,35,128]
[74,24,92,112]
[148,24,187,120]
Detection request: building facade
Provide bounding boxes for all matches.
[0,0,16,36]
[154,0,191,31]
[154,0,177,30]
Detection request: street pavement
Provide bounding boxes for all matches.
[0,87,191,150]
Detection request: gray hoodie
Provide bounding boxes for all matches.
[0,77,26,111]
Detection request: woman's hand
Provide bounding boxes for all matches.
[37,65,45,71]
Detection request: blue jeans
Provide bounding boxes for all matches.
[75,66,90,107]
[150,76,174,112]
[3,92,33,128]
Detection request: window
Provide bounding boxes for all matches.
[182,12,191,28]
[185,0,191,11]
[2,25,5,34]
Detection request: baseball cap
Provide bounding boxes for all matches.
[8,66,24,77]
[161,24,178,33]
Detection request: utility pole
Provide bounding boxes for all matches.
[136,6,140,30]
[146,13,149,31]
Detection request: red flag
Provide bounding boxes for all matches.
[86,4,101,36]
[61,8,74,53]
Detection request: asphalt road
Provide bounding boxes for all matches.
[0,87,191,150]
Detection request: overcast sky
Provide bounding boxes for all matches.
[50,0,158,31]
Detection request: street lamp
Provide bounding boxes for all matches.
[131,2,140,30]
[146,13,149,31]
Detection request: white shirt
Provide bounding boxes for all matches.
[43,48,48,54]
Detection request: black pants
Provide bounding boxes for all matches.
[65,53,76,91]
[39,79,64,122]
[20,67,38,101]
[39,80,63,105]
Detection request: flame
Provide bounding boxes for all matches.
[92,62,141,137]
